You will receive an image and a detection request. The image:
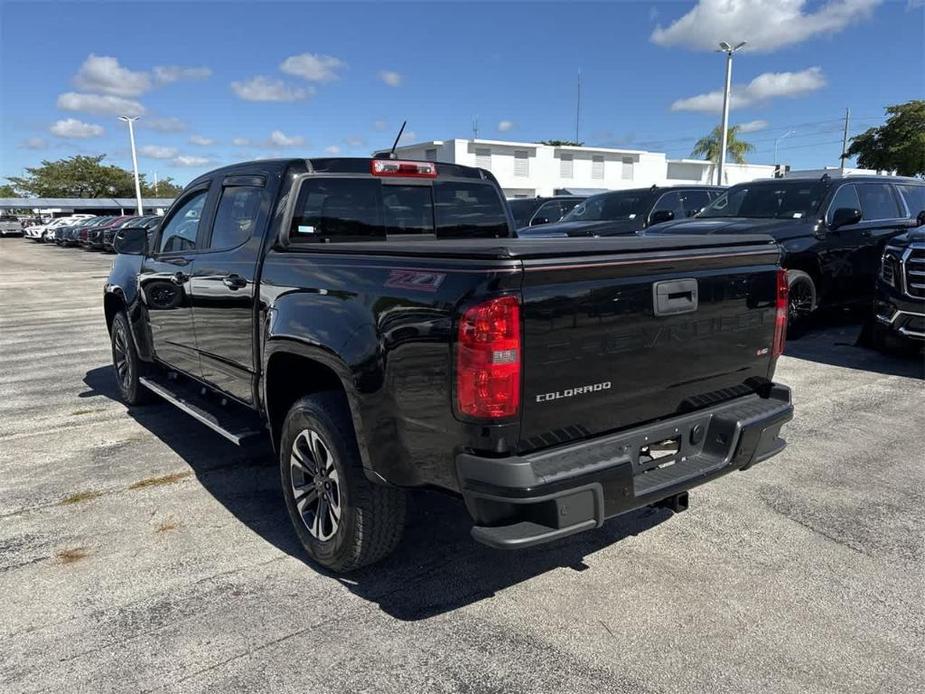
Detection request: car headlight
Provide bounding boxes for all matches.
[880,248,902,289]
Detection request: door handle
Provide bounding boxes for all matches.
[222,274,247,290]
[171,271,189,285]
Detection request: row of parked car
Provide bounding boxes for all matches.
[508,173,925,351]
[22,214,162,251]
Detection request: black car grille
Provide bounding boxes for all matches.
[904,247,925,299]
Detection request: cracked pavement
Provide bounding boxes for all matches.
[1,239,923,693]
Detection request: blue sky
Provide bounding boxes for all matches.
[1,0,922,186]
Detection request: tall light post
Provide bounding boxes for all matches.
[774,129,795,165]
[716,41,746,186]
[118,115,144,215]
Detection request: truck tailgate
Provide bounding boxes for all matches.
[518,237,781,451]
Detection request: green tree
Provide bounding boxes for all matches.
[0,183,17,197]
[142,177,182,198]
[691,125,754,164]
[847,100,925,177]
[537,139,584,146]
[7,155,142,198]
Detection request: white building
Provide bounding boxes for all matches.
[385,138,778,197]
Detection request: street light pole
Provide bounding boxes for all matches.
[119,115,144,215]
[716,41,746,186]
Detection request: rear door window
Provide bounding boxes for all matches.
[857,183,901,220]
[209,186,266,250]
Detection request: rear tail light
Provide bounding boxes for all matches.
[370,159,437,178]
[456,295,521,419]
[772,268,788,360]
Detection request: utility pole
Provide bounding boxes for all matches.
[774,129,795,166]
[118,115,144,215]
[839,107,850,171]
[153,171,159,197]
[575,69,581,144]
[716,41,746,186]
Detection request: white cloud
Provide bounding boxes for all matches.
[49,118,104,139]
[398,130,417,144]
[57,91,145,117]
[172,155,211,167]
[139,145,178,159]
[73,54,151,97]
[373,119,388,131]
[671,67,826,112]
[737,119,769,133]
[231,76,311,102]
[19,137,48,150]
[189,134,214,146]
[344,135,366,148]
[378,70,402,87]
[232,137,251,146]
[324,145,341,155]
[497,120,515,133]
[153,65,212,84]
[141,116,187,132]
[280,53,346,82]
[268,130,304,147]
[651,0,879,52]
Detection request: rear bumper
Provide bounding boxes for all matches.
[457,385,793,549]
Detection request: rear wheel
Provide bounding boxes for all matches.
[280,392,406,572]
[110,311,154,405]
[787,270,816,336]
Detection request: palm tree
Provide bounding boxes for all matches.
[691,125,754,164]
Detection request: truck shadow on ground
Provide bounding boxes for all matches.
[784,313,923,379]
[82,366,673,621]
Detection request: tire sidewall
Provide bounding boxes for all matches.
[111,312,139,403]
[279,399,359,569]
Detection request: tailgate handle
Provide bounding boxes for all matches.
[653,278,698,316]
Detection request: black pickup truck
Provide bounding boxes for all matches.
[105,157,793,572]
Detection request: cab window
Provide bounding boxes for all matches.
[209,186,265,250]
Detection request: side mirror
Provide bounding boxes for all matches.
[113,226,147,255]
[649,209,675,225]
[916,210,925,227]
[530,216,550,226]
[830,207,863,229]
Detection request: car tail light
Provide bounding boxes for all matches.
[370,159,437,178]
[456,295,521,419]
[772,268,788,360]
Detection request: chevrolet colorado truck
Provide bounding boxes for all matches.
[105,157,793,572]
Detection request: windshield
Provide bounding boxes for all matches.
[699,180,827,219]
[507,199,540,228]
[561,190,651,222]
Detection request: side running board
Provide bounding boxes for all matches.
[139,375,264,446]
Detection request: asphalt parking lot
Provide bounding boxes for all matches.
[1,238,923,693]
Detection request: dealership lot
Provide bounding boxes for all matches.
[1,239,923,693]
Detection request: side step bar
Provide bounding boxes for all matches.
[139,376,264,446]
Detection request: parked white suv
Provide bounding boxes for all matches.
[0,215,23,237]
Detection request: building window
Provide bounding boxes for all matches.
[475,148,491,170]
[560,153,573,178]
[592,155,604,180]
[425,148,437,161]
[621,156,633,180]
[514,150,529,177]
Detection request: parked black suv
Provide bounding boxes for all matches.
[648,175,925,326]
[867,215,925,351]
[508,196,585,229]
[517,185,723,237]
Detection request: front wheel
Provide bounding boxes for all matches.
[280,392,406,572]
[787,270,816,337]
[110,311,154,405]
